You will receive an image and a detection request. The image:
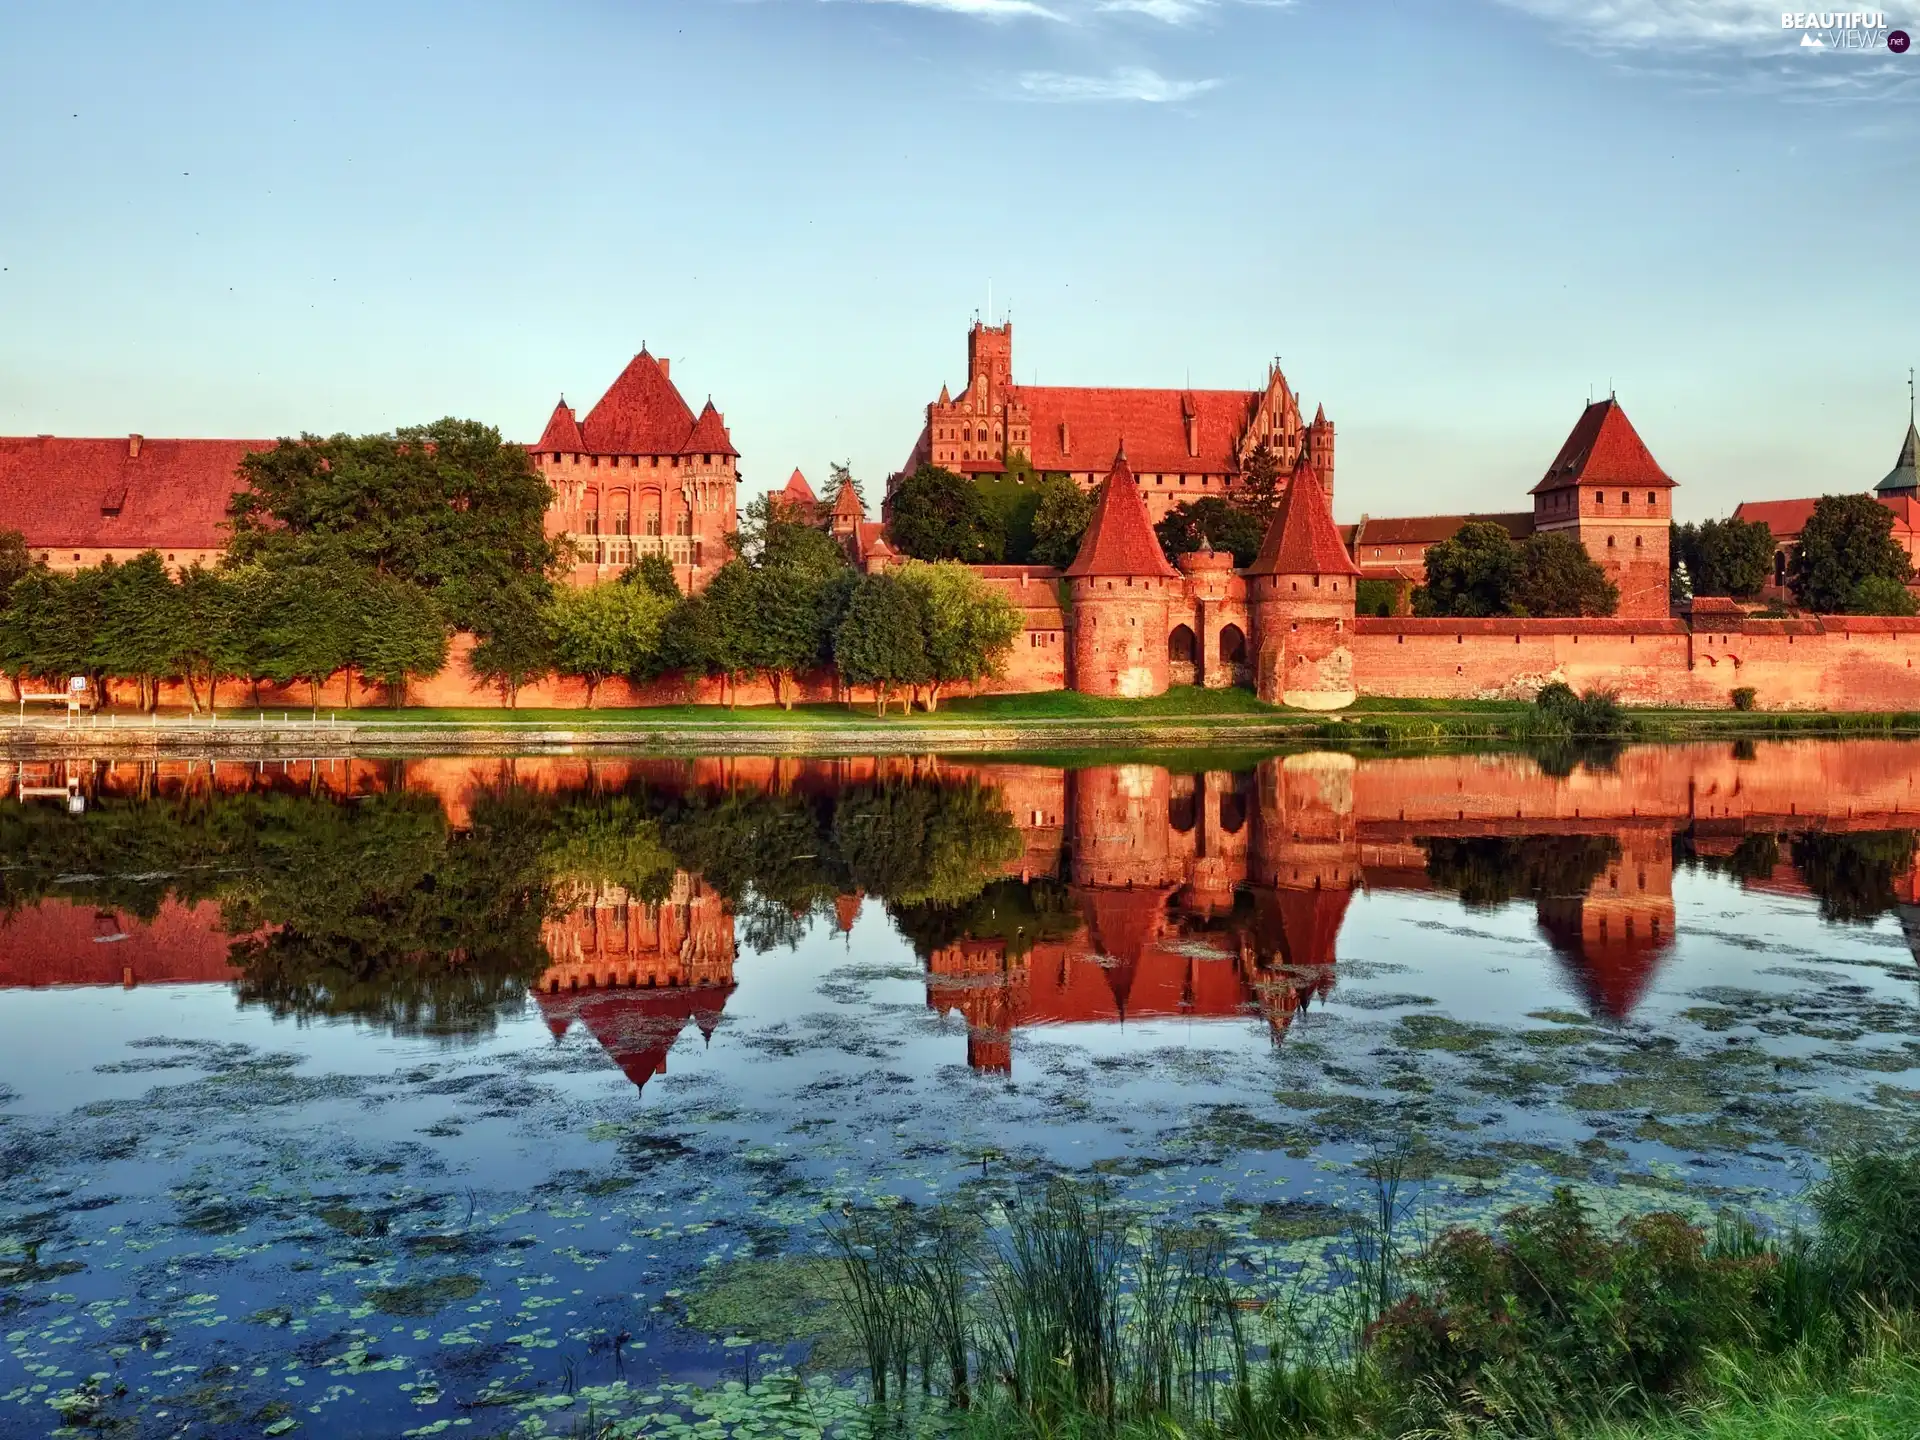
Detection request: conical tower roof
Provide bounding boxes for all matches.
[535,399,584,453]
[1063,446,1177,578]
[1876,420,1920,497]
[1245,466,1359,577]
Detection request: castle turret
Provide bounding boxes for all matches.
[1529,398,1675,619]
[1244,466,1360,709]
[1063,446,1180,698]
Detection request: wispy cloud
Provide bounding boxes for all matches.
[1096,0,1213,23]
[1015,65,1223,100]
[1493,0,1919,100]
[844,0,1066,21]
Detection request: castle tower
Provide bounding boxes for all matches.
[1874,375,1918,499]
[1244,753,1360,1040]
[1304,403,1335,499]
[1535,827,1675,1019]
[1529,398,1676,619]
[1063,446,1180,698]
[1244,466,1360,709]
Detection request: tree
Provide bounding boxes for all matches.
[1792,494,1914,614]
[895,560,1023,711]
[95,551,186,711]
[886,464,1004,562]
[253,560,361,715]
[1415,522,1524,617]
[547,582,672,708]
[730,491,850,578]
[229,419,560,629]
[171,564,247,713]
[358,573,451,705]
[1674,518,1775,599]
[834,573,929,716]
[466,579,552,707]
[0,531,29,602]
[1850,575,1920,617]
[1669,559,1694,611]
[1029,473,1092,568]
[623,552,680,600]
[1239,441,1285,521]
[1512,532,1619,617]
[694,560,762,706]
[0,567,90,696]
[1154,497,1265,567]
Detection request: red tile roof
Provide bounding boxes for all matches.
[536,400,584,453]
[533,983,733,1094]
[1354,512,1534,547]
[681,399,738,458]
[1063,450,1178,579]
[0,435,263,551]
[1017,386,1257,475]
[1734,494,1920,541]
[577,350,699,455]
[781,468,818,504]
[1246,466,1360,577]
[832,480,865,522]
[1531,399,1675,494]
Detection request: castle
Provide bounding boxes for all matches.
[9,325,1920,714]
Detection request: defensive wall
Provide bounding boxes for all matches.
[1350,616,1920,711]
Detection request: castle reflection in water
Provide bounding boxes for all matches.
[5,743,1920,1085]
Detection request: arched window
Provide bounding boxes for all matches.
[610,491,631,536]
[641,489,663,537]
[583,489,600,535]
[1219,624,1247,664]
[977,427,988,442]
[1607,535,1616,548]
[1168,624,1196,664]
[1634,535,1643,549]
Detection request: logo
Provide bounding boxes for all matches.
[1892,28,1913,50]
[1782,10,1898,49]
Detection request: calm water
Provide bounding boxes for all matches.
[5,742,1920,1437]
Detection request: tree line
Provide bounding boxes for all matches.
[0,424,1025,711]
[1671,498,1915,615]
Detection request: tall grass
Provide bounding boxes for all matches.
[824,1147,1920,1440]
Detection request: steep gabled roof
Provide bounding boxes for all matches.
[1017,386,1258,475]
[536,399,584,453]
[578,350,698,455]
[1063,448,1179,579]
[681,399,738,458]
[1245,466,1360,577]
[781,468,818,505]
[0,435,264,551]
[1876,420,1919,496]
[1531,398,1675,494]
[832,479,866,522]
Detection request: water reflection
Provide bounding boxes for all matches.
[3,746,1920,1079]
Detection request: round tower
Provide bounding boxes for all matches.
[1244,466,1360,709]
[1063,446,1180,699]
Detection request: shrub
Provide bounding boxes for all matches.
[1732,686,1757,711]
[1813,1148,1920,1312]
[1533,681,1626,739]
[1366,1188,1770,1427]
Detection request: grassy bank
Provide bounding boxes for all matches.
[797,1146,1920,1440]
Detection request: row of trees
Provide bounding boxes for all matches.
[1672,497,1916,615]
[1415,524,1620,618]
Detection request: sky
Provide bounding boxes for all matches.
[0,0,1914,523]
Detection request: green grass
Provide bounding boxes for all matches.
[1588,1351,1920,1439]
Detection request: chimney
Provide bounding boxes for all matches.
[128,434,143,459]
[658,358,670,380]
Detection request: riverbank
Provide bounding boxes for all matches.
[6,688,1920,757]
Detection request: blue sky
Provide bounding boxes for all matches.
[1,0,1913,522]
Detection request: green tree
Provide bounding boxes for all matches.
[0,531,29,602]
[1850,574,1920,617]
[731,491,850,578]
[1512,532,1619,617]
[895,560,1023,711]
[694,560,761,706]
[834,573,929,716]
[1676,517,1775,599]
[1154,497,1265,567]
[229,419,559,629]
[357,572,451,705]
[466,579,553,708]
[547,582,672,708]
[1238,441,1285,521]
[253,560,361,715]
[171,564,247,713]
[623,552,680,600]
[1356,578,1400,618]
[1415,522,1524,617]
[1792,494,1914,614]
[95,551,186,711]
[1028,472,1092,568]
[0,567,91,696]
[886,464,1004,563]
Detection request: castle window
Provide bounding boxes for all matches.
[652,456,660,467]
[977,428,987,442]
[1607,535,1616,548]
[1621,492,1629,504]
[1635,535,1643,549]
[1647,491,1656,504]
